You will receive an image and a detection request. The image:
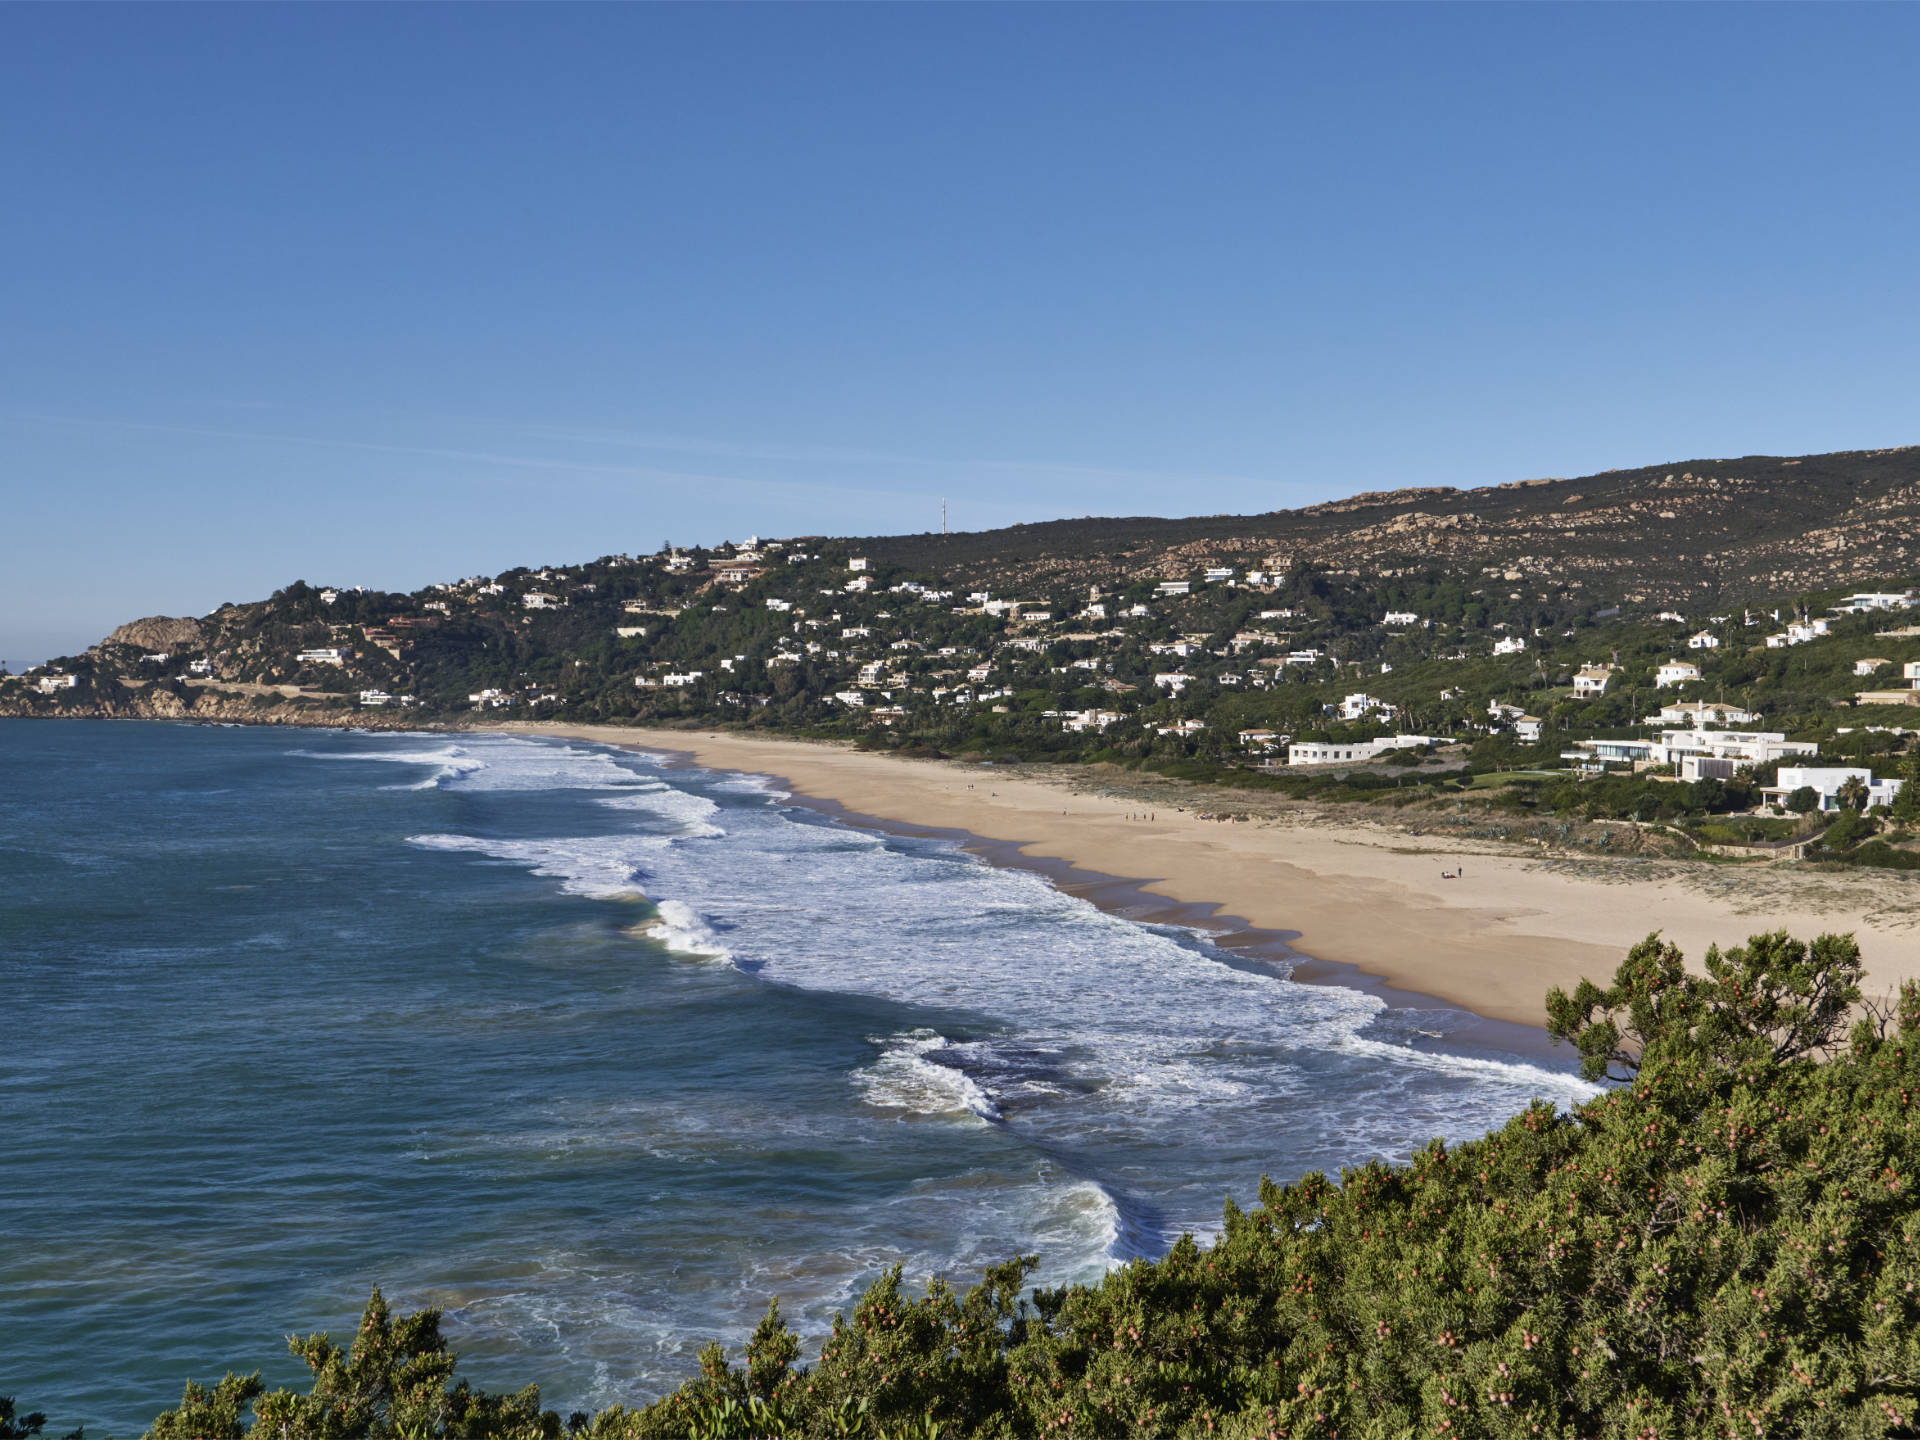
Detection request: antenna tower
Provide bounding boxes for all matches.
[941,499,948,535]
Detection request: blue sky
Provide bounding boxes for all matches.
[4,5,1918,665]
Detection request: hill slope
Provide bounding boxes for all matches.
[856,445,1920,606]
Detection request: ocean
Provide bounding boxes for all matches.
[0,720,1595,1434]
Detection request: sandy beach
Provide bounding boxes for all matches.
[492,722,1920,1028]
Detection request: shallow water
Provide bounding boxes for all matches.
[0,720,1592,1434]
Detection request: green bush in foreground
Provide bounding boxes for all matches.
[21,930,1920,1438]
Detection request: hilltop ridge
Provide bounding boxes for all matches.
[854,445,1920,603]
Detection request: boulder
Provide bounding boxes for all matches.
[104,615,205,652]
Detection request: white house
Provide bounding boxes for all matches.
[34,673,77,693]
[1337,692,1396,721]
[1651,700,1757,727]
[522,592,561,609]
[1238,728,1284,753]
[1514,715,1544,742]
[1203,567,1235,583]
[1383,611,1419,626]
[1655,660,1703,688]
[1857,657,1892,676]
[848,557,870,572]
[1155,718,1208,737]
[832,690,868,707]
[1153,672,1192,694]
[188,659,215,676]
[1493,636,1527,656]
[1687,631,1721,650]
[1572,664,1619,698]
[468,688,514,708]
[661,671,704,687]
[844,576,872,593]
[1155,580,1192,597]
[1662,729,1818,767]
[1055,709,1122,732]
[296,648,346,664]
[1833,592,1915,613]
[1287,735,1433,766]
[1765,766,1903,812]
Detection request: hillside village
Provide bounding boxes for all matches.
[14,447,1920,870]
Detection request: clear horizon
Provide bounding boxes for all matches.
[5,5,1919,666]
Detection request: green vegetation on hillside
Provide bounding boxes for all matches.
[19,930,1920,1438]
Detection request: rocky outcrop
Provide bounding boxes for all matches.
[104,616,205,652]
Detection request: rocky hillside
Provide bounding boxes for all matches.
[856,445,1920,606]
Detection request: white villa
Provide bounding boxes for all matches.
[1051,709,1122,732]
[1832,592,1916,614]
[1655,660,1702,688]
[1650,700,1757,727]
[1763,766,1904,811]
[1493,636,1527,656]
[1287,735,1434,766]
[1572,664,1619,698]
[1563,729,1817,775]
[1687,630,1721,650]
[1337,692,1396,721]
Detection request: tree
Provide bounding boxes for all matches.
[145,1291,561,1440]
[1892,755,1920,827]
[1544,928,1863,1083]
[0,1399,80,1440]
[1837,773,1870,812]
[1787,784,1820,814]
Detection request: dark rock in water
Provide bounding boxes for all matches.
[104,615,205,652]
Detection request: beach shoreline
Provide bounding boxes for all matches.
[480,722,1920,1029]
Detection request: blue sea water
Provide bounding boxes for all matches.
[0,720,1594,1435]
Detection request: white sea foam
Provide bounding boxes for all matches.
[635,900,730,961]
[288,744,489,790]
[597,787,724,838]
[390,732,1600,1256]
[407,832,661,900]
[854,1030,1003,1123]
